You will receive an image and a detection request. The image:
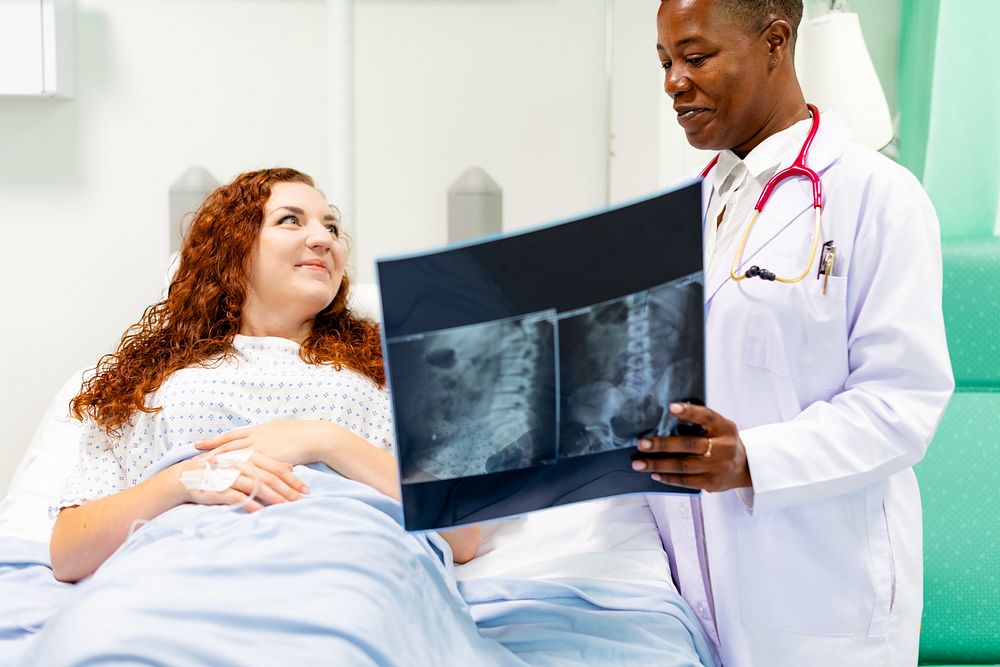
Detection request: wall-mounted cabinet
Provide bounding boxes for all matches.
[0,0,74,97]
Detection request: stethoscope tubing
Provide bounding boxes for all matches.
[700,104,825,283]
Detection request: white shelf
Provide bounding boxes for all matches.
[0,0,74,97]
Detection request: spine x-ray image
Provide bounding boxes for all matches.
[389,313,557,483]
[558,275,703,459]
[390,276,703,482]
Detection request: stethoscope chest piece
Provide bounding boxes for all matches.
[743,265,776,281]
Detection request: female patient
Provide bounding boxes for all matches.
[50,167,478,583]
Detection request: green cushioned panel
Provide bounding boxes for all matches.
[942,239,1000,388]
[916,392,1000,663]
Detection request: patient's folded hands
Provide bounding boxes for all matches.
[168,451,308,513]
[192,419,399,499]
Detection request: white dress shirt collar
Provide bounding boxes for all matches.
[711,113,814,193]
[703,113,815,274]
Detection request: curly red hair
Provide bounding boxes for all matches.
[72,168,385,435]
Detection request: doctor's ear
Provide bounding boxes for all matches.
[763,19,794,67]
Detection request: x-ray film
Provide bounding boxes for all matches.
[377,181,705,531]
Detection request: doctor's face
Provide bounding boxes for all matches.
[656,0,775,154]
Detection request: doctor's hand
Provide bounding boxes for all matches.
[194,419,340,468]
[632,402,753,493]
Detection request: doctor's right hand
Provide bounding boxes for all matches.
[631,402,753,493]
[162,453,307,513]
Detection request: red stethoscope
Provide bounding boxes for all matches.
[700,103,826,284]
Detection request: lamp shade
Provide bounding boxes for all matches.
[797,11,893,150]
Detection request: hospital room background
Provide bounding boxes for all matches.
[0,0,998,663]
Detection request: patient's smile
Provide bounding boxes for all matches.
[297,260,331,275]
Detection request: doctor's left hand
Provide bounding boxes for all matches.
[194,419,341,468]
[632,402,753,493]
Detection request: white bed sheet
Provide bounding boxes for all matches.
[455,496,674,589]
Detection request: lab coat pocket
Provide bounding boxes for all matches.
[741,257,849,392]
[806,273,847,301]
[736,495,867,635]
[865,495,897,637]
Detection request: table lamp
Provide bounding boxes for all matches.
[797,3,894,150]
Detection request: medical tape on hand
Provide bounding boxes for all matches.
[180,449,255,492]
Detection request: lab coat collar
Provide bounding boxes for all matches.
[702,110,854,302]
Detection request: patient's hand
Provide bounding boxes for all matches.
[194,419,338,467]
[171,452,308,512]
[199,420,402,503]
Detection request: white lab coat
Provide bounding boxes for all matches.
[648,112,954,667]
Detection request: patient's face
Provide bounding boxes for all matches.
[246,181,347,324]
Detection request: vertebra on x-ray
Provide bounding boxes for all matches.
[390,313,557,483]
[557,276,703,459]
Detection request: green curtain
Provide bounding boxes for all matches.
[898,0,1000,238]
[897,0,939,182]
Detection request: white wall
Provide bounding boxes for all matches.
[608,0,665,202]
[352,0,610,279]
[0,0,327,493]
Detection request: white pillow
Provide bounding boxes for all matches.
[0,369,86,543]
[348,281,382,322]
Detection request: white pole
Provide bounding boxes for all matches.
[604,0,614,207]
[326,0,357,266]
[994,182,1000,236]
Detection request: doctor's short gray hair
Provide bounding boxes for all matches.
[715,0,804,39]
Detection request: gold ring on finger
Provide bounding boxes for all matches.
[703,437,714,458]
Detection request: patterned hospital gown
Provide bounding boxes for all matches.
[57,335,394,509]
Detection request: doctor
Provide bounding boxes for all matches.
[635,1,954,665]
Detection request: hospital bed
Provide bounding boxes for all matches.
[0,284,716,666]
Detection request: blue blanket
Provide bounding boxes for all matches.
[0,537,75,665]
[12,454,713,666]
[462,577,715,666]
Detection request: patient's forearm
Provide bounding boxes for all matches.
[317,429,480,562]
[438,526,480,564]
[318,427,402,501]
[50,472,185,583]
